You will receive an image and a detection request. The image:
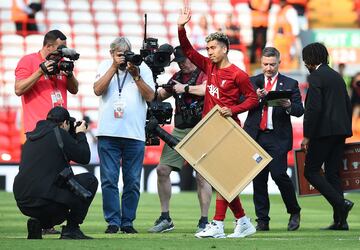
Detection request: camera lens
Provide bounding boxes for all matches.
[59,61,74,72]
[130,54,143,66]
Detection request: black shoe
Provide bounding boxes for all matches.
[322,221,349,230]
[60,226,92,239]
[42,227,61,235]
[342,199,354,222]
[288,213,300,231]
[256,221,269,231]
[120,226,138,234]
[27,218,42,239]
[105,225,119,234]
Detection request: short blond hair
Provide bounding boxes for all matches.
[205,32,230,53]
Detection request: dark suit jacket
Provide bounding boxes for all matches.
[244,73,304,152]
[303,64,352,139]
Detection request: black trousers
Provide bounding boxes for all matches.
[19,173,98,229]
[253,131,301,223]
[304,135,345,220]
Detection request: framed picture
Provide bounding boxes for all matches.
[175,105,272,202]
[293,143,360,196]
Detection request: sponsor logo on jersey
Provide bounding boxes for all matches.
[207,84,219,99]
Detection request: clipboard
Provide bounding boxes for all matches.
[265,90,292,107]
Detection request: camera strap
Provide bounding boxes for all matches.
[54,126,71,167]
[174,68,201,88]
[116,71,128,96]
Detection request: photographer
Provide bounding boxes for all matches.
[13,106,98,240]
[148,46,212,234]
[93,37,155,234]
[15,29,79,135]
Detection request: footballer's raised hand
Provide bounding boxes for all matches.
[178,6,191,28]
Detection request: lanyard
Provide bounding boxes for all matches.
[116,71,128,96]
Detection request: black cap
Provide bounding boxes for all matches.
[158,43,174,54]
[172,46,186,63]
[46,106,75,123]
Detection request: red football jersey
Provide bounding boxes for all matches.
[178,27,258,124]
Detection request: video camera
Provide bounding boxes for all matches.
[141,38,173,79]
[40,45,79,75]
[136,13,177,147]
[145,101,175,146]
[55,167,92,201]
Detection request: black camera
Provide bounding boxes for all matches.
[120,51,143,68]
[69,120,88,138]
[141,14,178,147]
[145,115,179,148]
[146,101,173,125]
[140,38,173,79]
[40,45,79,75]
[54,168,92,201]
[145,101,175,146]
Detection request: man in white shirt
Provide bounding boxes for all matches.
[93,37,155,234]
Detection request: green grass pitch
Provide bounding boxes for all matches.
[0,191,359,249]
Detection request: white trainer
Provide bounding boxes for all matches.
[195,220,226,238]
[227,217,256,238]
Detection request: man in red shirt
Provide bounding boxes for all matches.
[15,29,79,134]
[14,29,79,235]
[178,6,259,238]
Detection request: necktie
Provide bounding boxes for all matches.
[259,77,273,130]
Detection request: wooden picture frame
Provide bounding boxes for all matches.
[175,105,272,202]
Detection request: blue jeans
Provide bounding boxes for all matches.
[98,136,145,227]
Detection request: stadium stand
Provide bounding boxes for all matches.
[0,0,359,164]
[308,0,358,28]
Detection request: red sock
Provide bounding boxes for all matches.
[229,196,245,219]
[213,199,229,221]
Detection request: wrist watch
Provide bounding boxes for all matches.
[133,75,141,81]
[184,85,190,93]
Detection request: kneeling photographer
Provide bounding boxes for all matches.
[148,46,212,234]
[13,106,98,240]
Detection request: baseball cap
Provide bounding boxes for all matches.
[46,106,76,123]
[172,46,186,63]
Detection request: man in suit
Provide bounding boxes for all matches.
[301,42,354,230]
[244,47,303,231]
